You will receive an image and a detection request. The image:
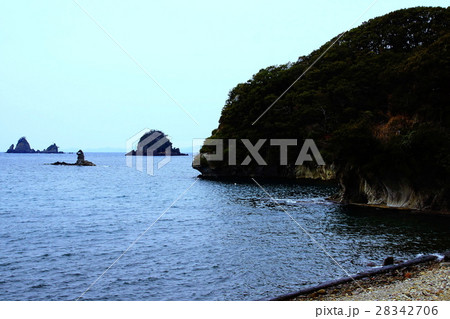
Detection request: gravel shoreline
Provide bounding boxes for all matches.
[292,260,450,301]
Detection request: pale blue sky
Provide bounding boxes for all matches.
[1,0,448,152]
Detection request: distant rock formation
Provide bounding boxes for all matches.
[7,137,34,153]
[51,150,95,166]
[76,149,85,165]
[42,143,60,153]
[126,130,187,156]
[6,137,63,154]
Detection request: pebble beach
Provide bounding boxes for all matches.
[293,260,450,301]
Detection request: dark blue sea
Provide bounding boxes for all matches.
[0,152,449,300]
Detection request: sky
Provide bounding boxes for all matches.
[1,0,449,152]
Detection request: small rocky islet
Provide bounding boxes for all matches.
[126,129,187,156]
[51,150,95,166]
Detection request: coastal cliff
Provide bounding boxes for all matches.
[331,165,449,211]
[193,154,335,181]
[193,7,450,212]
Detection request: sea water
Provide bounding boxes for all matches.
[0,153,449,300]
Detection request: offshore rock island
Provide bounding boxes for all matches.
[193,7,450,212]
[51,150,95,166]
[6,137,63,154]
[126,130,187,156]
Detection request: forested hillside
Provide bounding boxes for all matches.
[194,7,450,211]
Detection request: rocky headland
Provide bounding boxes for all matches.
[193,7,450,213]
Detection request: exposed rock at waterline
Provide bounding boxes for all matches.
[443,251,450,262]
[51,150,95,166]
[330,165,450,212]
[383,257,395,266]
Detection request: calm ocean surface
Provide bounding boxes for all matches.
[0,152,449,300]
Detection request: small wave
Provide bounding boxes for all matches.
[430,253,445,261]
[31,284,47,289]
[69,273,82,277]
[271,197,331,206]
[414,252,444,260]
